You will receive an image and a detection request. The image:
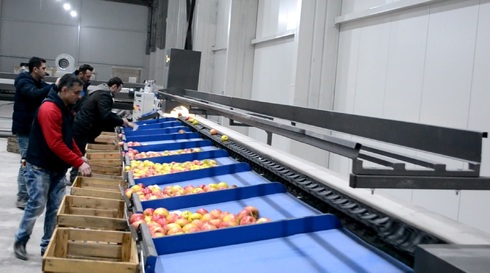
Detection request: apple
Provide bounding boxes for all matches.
[239,215,256,225]
[219,221,238,228]
[178,129,186,134]
[256,217,271,224]
[209,209,222,219]
[210,128,218,135]
[153,207,169,217]
[200,223,217,231]
[221,135,229,141]
[130,213,145,224]
[131,220,144,230]
[166,226,183,235]
[208,218,222,228]
[143,208,155,216]
[152,232,165,238]
[182,223,200,233]
[174,218,189,227]
[244,205,259,218]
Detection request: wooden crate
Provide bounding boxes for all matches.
[90,158,123,167]
[57,195,128,231]
[91,165,122,176]
[94,135,117,144]
[43,227,139,273]
[85,151,122,160]
[86,143,119,151]
[71,177,126,200]
[90,173,124,180]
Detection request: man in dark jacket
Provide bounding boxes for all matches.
[72,64,94,112]
[69,77,134,183]
[11,57,57,210]
[13,74,91,261]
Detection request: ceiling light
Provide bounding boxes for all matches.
[70,10,77,17]
[63,3,71,11]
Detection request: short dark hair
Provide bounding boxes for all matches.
[108,77,123,88]
[28,57,46,73]
[58,74,84,91]
[78,64,94,74]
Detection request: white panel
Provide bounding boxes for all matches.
[251,38,295,104]
[79,28,147,67]
[353,17,390,117]
[212,50,227,93]
[256,0,297,38]
[384,8,429,122]
[341,0,394,14]
[80,0,147,31]
[1,0,81,26]
[412,190,460,220]
[0,20,78,59]
[215,0,231,48]
[419,1,479,128]
[458,0,490,232]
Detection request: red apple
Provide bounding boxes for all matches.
[210,128,218,135]
[196,208,208,215]
[143,208,155,216]
[244,205,259,218]
[239,215,256,225]
[130,213,145,224]
[131,220,144,230]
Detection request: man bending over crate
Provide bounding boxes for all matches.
[13,74,92,260]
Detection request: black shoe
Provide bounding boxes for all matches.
[41,249,45,257]
[14,241,27,260]
[16,199,27,210]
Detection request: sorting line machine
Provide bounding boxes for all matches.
[120,115,490,273]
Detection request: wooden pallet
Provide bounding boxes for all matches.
[71,176,126,200]
[57,195,128,231]
[43,227,139,273]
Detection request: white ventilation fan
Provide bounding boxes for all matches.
[55,53,75,77]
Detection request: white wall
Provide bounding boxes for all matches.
[0,0,149,81]
[334,0,490,232]
[189,0,490,233]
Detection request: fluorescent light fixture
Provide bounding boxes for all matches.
[70,10,77,17]
[63,3,71,11]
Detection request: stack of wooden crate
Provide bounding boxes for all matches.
[43,134,139,273]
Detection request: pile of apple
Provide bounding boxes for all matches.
[129,205,271,238]
[125,147,202,160]
[124,182,237,201]
[127,141,143,147]
[128,159,218,179]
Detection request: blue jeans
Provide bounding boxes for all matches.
[15,163,66,253]
[16,134,29,201]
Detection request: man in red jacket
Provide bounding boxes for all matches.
[13,74,91,261]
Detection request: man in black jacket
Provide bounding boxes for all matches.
[70,77,134,183]
[11,57,57,209]
[72,64,94,112]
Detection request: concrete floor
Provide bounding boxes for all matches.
[0,102,50,272]
[0,137,50,272]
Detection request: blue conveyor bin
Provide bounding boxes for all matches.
[140,213,413,273]
[135,117,176,125]
[124,126,191,137]
[123,132,202,143]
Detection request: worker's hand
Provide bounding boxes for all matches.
[55,77,61,86]
[78,162,92,177]
[81,156,89,163]
[127,121,136,128]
